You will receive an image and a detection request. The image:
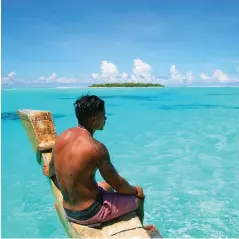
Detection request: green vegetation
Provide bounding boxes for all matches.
[89,82,164,87]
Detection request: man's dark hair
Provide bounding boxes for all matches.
[74,94,105,125]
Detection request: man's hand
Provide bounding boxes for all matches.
[43,164,50,177]
[135,186,145,199]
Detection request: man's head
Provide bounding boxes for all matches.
[74,94,106,131]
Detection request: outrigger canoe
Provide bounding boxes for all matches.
[17,109,162,238]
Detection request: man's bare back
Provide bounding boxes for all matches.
[54,127,103,211]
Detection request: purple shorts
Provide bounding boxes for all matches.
[65,183,138,225]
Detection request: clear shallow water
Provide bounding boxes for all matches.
[1,87,239,238]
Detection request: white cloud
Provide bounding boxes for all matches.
[100,60,119,79]
[47,73,57,81]
[200,73,211,80]
[56,77,78,83]
[185,72,194,84]
[199,70,236,85]
[132,59,152,81]
[121,72,128,79]
[92,59,157,83]
[2,71,17,82]
[4,62,239,88]
[131,74,137,82]
[38,73,57,82]
[164,65,194,85]
[91,73,99,79]
[8,72,17,80]
[37,73,81,84]
[211,69,229,82]
[169,65,184,82]
[1,72,18,85]
[92,60,196,86]
[90,62,239,86]
[38,76,46,80]
[2,71,91,86]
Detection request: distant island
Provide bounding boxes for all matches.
[88,83,164,87]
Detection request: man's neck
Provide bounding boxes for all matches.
[78,124,95,136]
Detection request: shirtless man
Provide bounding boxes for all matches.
[43,94,155,230]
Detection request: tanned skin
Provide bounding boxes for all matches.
[43,108,145,223]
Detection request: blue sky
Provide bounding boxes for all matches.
[2,0,239,87]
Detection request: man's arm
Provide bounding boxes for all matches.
[96,143,137,195]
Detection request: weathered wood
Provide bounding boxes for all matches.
[17,109,154,238]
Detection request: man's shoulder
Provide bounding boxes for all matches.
[57,128,73,140]
[55,128,75,149]
[90,138,108,156]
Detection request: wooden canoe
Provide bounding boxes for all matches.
[17,109,161,238]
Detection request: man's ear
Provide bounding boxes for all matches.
[92,116,96,125]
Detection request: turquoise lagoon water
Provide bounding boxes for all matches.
[1,87,239,238]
